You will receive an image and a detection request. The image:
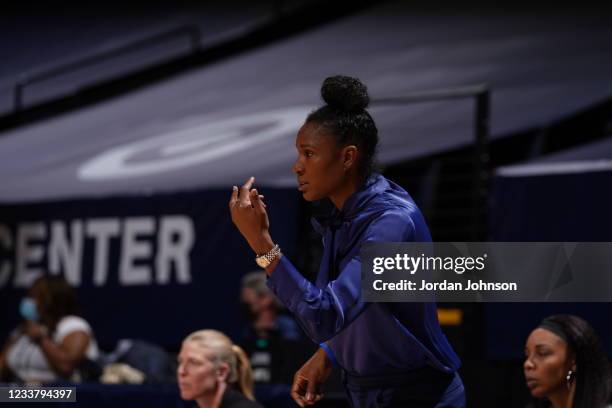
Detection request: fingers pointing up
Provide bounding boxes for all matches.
[228,185,238,210]
[239,176,255,207]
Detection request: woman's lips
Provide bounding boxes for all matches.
[298,182,308,191]
[525,379,538,389]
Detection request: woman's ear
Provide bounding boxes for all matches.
[217,363,230,382]
[568,350,577,372]
[342,145,358,171]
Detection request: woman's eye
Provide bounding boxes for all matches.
[305,151,314,158]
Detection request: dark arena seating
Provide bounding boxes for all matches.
[1,1,611,407]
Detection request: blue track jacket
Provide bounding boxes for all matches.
[267,174,461,376]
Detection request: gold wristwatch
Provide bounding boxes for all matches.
[255,244,282,268]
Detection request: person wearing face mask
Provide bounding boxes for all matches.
[0,275,99,383]
[524,314,611,408]
[239,271,309,385]
[240,271,303,343]
[177,329,263,408]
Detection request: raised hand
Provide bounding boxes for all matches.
[228,177,274,255]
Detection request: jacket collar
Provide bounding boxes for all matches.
[311,173,386,234]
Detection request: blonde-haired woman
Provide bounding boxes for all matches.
[177,329,263,408]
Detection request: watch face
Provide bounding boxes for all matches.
[256,257,270,268]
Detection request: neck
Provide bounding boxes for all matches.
[548,385,574,408]
[330,174,364,211]
[196,382,226,408]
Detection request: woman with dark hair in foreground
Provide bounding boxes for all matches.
[229,75,464,407]
[524,314,611,408]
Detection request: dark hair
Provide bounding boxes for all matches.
[32,275,78,333]
[529,314,611,408]
[306,75,378,179]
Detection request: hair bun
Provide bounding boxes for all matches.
[321,75,369,112]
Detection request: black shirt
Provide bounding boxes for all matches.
[220,388,264,408]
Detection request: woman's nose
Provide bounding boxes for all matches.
[292,159,303,175]
[524,357,534,370]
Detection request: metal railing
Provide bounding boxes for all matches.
[372,84,491,240]
[13,25,202,112]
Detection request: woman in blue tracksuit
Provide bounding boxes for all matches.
[229,75,465,408]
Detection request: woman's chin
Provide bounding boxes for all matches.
[179,389,194,400]
[528,386,546,399]
[301,191,316,201]
[301,190,324,202]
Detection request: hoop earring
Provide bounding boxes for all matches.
[566,370,575,389]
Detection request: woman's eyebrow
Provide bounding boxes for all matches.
[534,343,551,349]
[299,143,316,149]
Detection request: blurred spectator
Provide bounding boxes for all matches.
[0,275,100,383]
[240,271,302,342]
[100,338,176,384]
[524,314,611,408]
[239,271,312,384]
[177,329,263,408]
